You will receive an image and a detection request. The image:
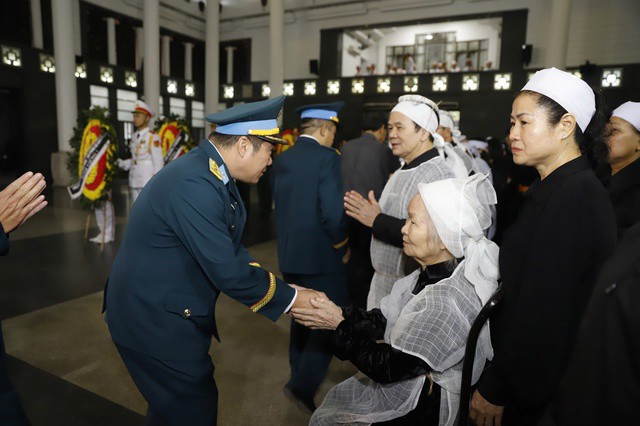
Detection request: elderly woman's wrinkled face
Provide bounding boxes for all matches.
[509,93,564,168]
[606,116,640,166]
[401,195,444,264]
[388,111,429,162]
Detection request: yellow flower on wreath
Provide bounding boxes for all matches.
[79,119,117,201]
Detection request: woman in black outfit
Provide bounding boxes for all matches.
[603,101,640,239]
[470,68,617,426]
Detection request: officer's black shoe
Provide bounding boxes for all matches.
[283,384,316,414]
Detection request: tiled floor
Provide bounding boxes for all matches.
[2,181,356,425]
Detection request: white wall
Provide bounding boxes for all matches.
[78,0,640,81]
[341,32,380,76]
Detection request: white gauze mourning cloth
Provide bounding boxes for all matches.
[392,95,467,178]
[418,173,499,304]
[612,101,640,132]
[522,67,595,133]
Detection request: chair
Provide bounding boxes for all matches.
[457,284,504,425]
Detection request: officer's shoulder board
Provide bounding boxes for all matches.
[209,158,229,184]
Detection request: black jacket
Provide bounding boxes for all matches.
[333,263,451,425]
[477,156,617,424]
[539,221,640,425]
[605,157,640,239]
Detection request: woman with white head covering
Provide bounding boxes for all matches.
[603,101,640,238]
[436,110,479,176]
[344,95,463,310]
[292,174,499,425]
[470,68,617,426]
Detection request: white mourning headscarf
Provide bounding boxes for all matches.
[612,101,640,132]
[418,173,500,304]
[439,110,455,130]
[392,95,468,178]
[522,67,595,133]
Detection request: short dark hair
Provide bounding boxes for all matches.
[519,89,609,167]
[362,112,387,132]
[300,118,333,135]
[209,132,264,152]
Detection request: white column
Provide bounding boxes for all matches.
[184,42,193,81]
[51,0,77,185]
[161,35,171,76]
[205,1,220,114]
[545,0,572,69]
[144,0,160,124]
[225,46,236,84]
[269,0,284,98]
[72,0,81,56]
[135,27,143,71]
[30,0,43,49]
[106,17,117,66]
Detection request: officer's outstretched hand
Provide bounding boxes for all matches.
[288,284,327,313]
[0,172,47,234]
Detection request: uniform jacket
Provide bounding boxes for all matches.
[121,127,164,188]
[272,136,349,275]
[105,140,295,361]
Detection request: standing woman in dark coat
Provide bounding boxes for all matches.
[603,101,640,239]
[469,68,617,426]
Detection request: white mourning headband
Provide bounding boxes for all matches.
[438,110,455,130]
[521,67,595,133]
[612,101,640,132]
[391,95,439,133]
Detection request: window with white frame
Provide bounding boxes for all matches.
[90,85,109,109]
[169,98,186,118]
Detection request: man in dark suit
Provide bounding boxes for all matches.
[271,102,349,412]
[341,112,399,308]
[0,171,48,425]
[105,96,322,426]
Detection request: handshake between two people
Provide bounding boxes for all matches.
[287,284,345,331]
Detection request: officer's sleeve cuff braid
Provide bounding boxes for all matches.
[249,272,276,313]
[333,237,349,249]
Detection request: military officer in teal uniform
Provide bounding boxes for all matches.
[271,102,349,412]
[104,96,321,426]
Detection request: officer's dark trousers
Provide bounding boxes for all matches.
[116,344,217,426]
[0,323,30,426]
[346,220,375,309]
[283,272,347,400]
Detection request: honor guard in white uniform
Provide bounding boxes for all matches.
[117,101,163,204]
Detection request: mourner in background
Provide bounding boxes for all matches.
[344,95,457,310]
[471,68,617,426]
[603,101,640,239]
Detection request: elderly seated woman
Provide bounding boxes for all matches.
[291,174,500,426]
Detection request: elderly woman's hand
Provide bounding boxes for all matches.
[344,190,382,228]
[291,297,345,330]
